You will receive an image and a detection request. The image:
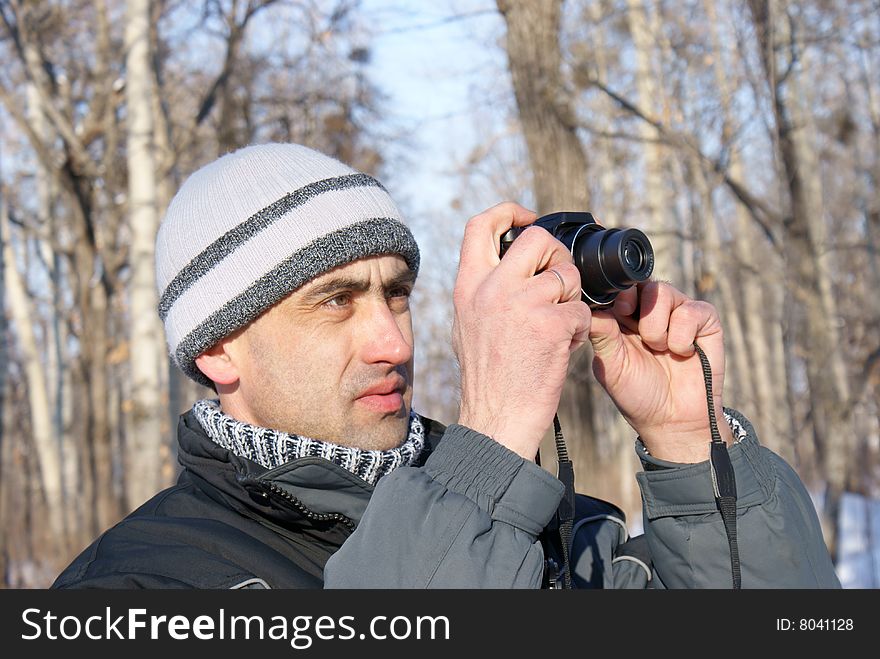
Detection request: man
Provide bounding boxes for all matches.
[54,143,839,588]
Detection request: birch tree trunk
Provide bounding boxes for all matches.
[749,0,854,558]
[686,157,752,410]
[581,0,641,521]
[704,0,785,452]
[27,82,84,554]
[1,194,67,556]
[149,11,211,459]
[125,0,166,509]
[626,0,680,284]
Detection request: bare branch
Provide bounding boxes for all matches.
[5,1,99,178]
[374,8,497,35]
[851,344,880,411]
[585,75,784,251]
[193,0,279,127]
[0,77,59,175]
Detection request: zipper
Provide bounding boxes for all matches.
[262,481,356,532]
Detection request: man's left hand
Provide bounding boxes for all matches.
[589,281,735,463]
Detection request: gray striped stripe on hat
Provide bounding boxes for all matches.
[175,217,420,388]
[162,185,406,347]
[158,172,383,321]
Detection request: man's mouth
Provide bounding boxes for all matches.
[355,378,406,414]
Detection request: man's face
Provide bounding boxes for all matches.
[217,255,416,450]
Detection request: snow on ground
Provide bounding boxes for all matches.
[837,492,880,588]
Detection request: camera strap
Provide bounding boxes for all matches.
[553,415,576,588]
[694,341,741,589]
[540,341,741,590]
[538,415,576,589]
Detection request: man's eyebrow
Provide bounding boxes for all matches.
[300,276,371,301]
[300,270,416,301]
[386,270,417,290]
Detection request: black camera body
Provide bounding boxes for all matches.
[499,211,654,308]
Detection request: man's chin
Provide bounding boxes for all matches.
[347,406,411,450]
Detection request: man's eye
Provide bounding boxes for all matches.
[388,287,412,299]
[325,293,352,308]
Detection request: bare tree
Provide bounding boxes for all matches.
[625,0,682,284]
[748,0,855,558]
[496,0,604,493]
[496,0,590,214]
[0,0,392,584]
[1,187,66,557]
[125,0,167,509]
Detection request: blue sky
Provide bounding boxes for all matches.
[361,2,507,224]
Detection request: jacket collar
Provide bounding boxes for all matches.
[176,409,446,529]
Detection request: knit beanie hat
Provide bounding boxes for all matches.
[155,143,420,388]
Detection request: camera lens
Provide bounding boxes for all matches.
[498,211,655,308]
[623,240,645,271]
[573,227,654,306]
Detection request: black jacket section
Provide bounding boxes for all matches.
[53,411,446,589]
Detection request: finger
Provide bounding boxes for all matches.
[457,202,537,279]
[612,285,638,317]
[667,300,721,356]
[497,223,574,281]
[637,281,690,352]
[524,262,581,303]
[588,308,624,363]
[559,300,592,352]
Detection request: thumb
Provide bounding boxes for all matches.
[588,309,624,362]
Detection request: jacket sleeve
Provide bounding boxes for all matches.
[323,424,563,588]
[609,535,653,589]
[636,408,840,588]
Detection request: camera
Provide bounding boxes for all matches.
[499,211,654,308]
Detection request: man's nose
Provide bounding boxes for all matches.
[359,301,413,365]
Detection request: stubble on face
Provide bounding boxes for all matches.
[243,331,412,450]
[226,256,416,451]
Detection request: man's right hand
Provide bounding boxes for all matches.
[453,202,591,460]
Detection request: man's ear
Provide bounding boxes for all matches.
[194,339,241,386]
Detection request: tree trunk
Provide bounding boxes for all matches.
[496,0,589,214]
[496,0,599,484]
[1,194,67,558]
[579,0,641,521]
[124,0,166,510]
[686,157,752,411]
[580,0,618,226]
[0,157,8,582]
[849,17,880,493]
[704,0,784,451]
[749,0,854,559]
[626,0,680,284]
[83,269,120,529]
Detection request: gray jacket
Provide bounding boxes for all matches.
[324,409,840,588]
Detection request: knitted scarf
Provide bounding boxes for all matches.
[193,399,425,486]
